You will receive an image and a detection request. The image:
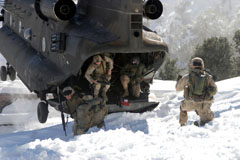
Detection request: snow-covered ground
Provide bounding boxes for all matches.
[0,78,240,160]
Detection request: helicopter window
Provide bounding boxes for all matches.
[42,37,46,52]
[19,21,22,33]
[50,33,66,53]
[12,19,15,28]
[9,15,12,26]
[24,28,32,41]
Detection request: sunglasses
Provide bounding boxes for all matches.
[63,90,73,96]
[193,61,202,67]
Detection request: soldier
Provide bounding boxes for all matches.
[85,55,113,104]
[120,56,147,98]
[176,57,217,126]
[62,86,108,135]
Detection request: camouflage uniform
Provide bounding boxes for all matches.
[62,87,108,135]
[85,55,113,103]
[176,57,217,126]
[120,56,147,98]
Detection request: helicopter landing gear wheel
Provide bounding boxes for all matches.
[37,101,49,123]
[8,66,16,81]
[0,66,7,81]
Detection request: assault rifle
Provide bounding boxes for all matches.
[57,87,67,136]
[97,80,111,85]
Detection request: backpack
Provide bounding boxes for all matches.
[188,71,209,97]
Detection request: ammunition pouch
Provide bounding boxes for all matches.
[184,86,210,101]
[190,94,205,102]
[188,93,213,102]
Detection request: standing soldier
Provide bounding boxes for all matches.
[176,57,217,126]
[62,86,108,135]
[85,55,113,104]
[120,56,147,98]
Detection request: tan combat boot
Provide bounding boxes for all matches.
[97,121,106,129]
[179,110,188,127]
[72,123,87,135]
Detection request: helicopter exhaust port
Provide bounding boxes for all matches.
[143,0,163,20]
[35,0,76,21]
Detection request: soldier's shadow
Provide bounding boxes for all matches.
[0,116,148,150]
[88,115,149,134]
[214,104,240,118]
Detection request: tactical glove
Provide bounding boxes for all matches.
[177,75,182,81]
[91,83,96,89]
[207,86,217,97]
[58,104,64,112]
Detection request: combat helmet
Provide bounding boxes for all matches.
[131,56,140,65]
[93,55,103,64]
[190,57,204,71]
[63,86,75,96]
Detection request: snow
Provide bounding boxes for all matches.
[0,0,240,158]
[0,77,240,160]
[149,0,240,70]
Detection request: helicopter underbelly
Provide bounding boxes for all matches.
[0,26,68,92]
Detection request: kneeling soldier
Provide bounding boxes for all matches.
[176,57,217,126]
[62,86,108,135]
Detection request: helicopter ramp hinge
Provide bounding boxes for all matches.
[51,33,66,53]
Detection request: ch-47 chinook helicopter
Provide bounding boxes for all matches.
[0,0,168,124]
